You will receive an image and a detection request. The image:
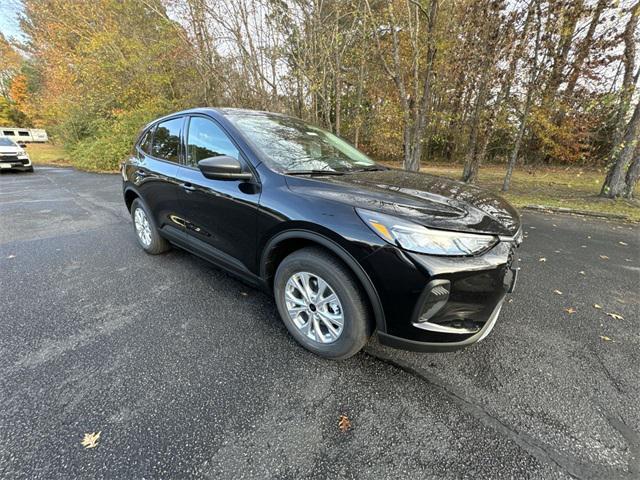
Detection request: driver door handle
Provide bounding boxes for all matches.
[181,183,196,192]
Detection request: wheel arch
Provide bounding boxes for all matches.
[123,186,141,212]
[260,229,386,333]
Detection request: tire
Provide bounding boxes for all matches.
[25,167,34,173]
[274,247,372,359]
[130,198,170,255]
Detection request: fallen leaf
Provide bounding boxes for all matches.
[606,312,624,320]
[539,257,547,262]
[338,415,351,433]
[81,431,101,449]
[618,241,627,246]
[599,336,612,342]
[564,307,576,314]
[579,271,586,275]
[554,250,561,253]
[552,224,557,227]
[507,298,513,303]
[581,245,587,248]
[7,255,15,259]
[553,290,563,295]
[240,292,248,296]
[625,259,632,262]
[593,304,602,309]
[599,255,609,260]
[530,226,536,230]
[587,236,591,239]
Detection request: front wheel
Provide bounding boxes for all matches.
[130,198,170,255]
[274,247,372,360]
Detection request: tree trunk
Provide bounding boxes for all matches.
[563,0,607,102]
[610,1,639,149]
[600,100,640,198]
[502,95,532,192]
[623,144,640,199]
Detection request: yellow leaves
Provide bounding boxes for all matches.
[599,255,609,260]
[605,312,624,320]
[81,431,101,449]
[564,307,576,314]
[338,415,351,433]
[599,336,613,342]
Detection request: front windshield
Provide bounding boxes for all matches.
[228,113,377,172]
[0,137,17,147]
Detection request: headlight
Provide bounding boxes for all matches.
[356,208,497,256]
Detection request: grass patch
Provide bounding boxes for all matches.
[28,143,72,167]
[414,163,640,222]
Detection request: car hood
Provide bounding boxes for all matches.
[0,146,21,154]
[286,169,521,236]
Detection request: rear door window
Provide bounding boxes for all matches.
[151,118,182,162]
[138,127,154,154]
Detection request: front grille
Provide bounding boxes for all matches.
[0,155,19,162]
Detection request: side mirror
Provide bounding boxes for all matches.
[197,156,252,181]
[18,142,27,148]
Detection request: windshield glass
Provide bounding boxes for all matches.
[0,137,17,147]
[227,113,376,172]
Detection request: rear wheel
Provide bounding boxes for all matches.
[274,247,372,359]
[130,198,170,254]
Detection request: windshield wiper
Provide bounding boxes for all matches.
[284,169,346,176]
[346,165,389,173]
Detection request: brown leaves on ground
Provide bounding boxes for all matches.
[338,415,351,433]
[81,431,101,449]
[599,255,609,260]
[599,336,613,342]
[606,312,624,320]
[564,307,576,314]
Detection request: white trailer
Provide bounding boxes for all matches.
[0,127,49,143]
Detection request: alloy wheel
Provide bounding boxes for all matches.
[134,207,152,247]
[284,272,344,344]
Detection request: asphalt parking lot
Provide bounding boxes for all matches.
[1,166,638,479]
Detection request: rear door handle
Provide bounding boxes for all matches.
[181,183,196,192]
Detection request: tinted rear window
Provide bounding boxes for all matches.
[138,128,153,154]
[151,118,182,162]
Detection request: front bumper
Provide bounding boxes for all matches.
[361,239,520,352]
[377,295,505,352]
[0,157,32,171]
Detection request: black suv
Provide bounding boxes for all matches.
[122,108,521,359]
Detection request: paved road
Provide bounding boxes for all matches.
[0,167,638,480]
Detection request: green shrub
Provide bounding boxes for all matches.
[69,100,173,171]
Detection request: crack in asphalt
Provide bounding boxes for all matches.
[363,348,636,480]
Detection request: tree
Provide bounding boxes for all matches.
[365,0,439,172]
[600,1,639,198]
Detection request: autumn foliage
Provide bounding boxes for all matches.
[1,0,638,197]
